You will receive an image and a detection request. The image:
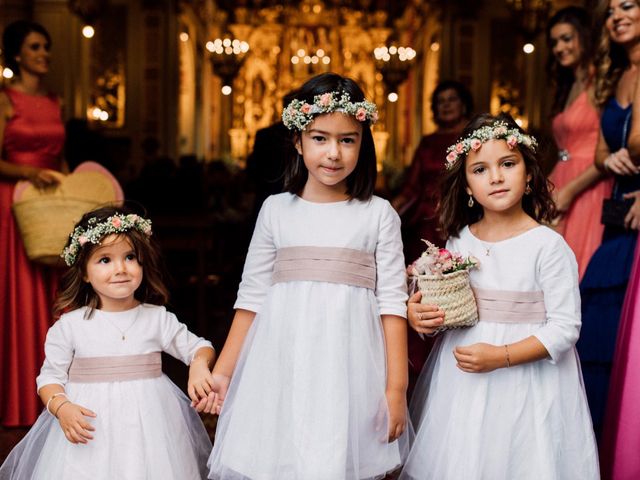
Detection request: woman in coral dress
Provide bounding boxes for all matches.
[547,7,611,280]
[0,21,66,426]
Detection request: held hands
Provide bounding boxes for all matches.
[453,343,508,373]
[407,291,445,335]
[384,389,407,443]
[603,148,639,176]
[209,373,231,415]
[56,402,97,444]
[188,357,219,414]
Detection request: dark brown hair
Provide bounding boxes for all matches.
[546,6,595,114]
[438,113,557,238]
[431,80,474,126]
[2,20,51,73]
[53,206,169,318]
[283,72,377,201]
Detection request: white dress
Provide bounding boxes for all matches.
[0,304,213,480]
[400,226,599,480]
[208,193,409,480]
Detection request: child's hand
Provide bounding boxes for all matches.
[453,343,506,373]
[188,358,217,405]
[385,389,407,443]
[211,373,231,415]
[407,291,445,335]
[56,402,96,444]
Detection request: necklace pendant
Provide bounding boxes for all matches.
[485,248,490,256]
[122,335,125,341]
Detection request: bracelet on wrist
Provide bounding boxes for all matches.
[46,392,68,415]
[504,344,511,368]
[53,400,71,418]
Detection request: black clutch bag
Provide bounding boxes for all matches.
[601,198,633,227]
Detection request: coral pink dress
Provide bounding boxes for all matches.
[0,88,64,426]
[550,90,612,279]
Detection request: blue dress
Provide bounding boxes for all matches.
[577,98,640,439]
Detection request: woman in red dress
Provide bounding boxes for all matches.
[0,20,66,426]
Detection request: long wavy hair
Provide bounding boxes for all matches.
[53,206,170,318]
[593,0,636,107]
[438,113,557,238]
[283,72,377,201]
[546,7,595,114]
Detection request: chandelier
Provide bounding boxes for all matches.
[206,36,250,94]
[374,44,417,101]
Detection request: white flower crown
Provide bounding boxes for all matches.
[282,91,379,131]
[61,213,153,266]
[445,121,538,169]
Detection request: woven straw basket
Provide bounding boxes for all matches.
[417,269,478,332]
[12,165,122,265]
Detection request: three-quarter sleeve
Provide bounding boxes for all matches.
[533,237,582,363]
[375,201,409,318]
[36,319,74,392]
[159,309,213,365]
[234,196,277,313]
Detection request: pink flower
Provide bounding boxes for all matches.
[355,108,367,121]
[320,93,332,106]
[442,259,454,272]
[78,235,88,246]
[371,111,379,122]
[470,138,482,151]
[111,217,122,228]
[301,103,312,114]
[506,135,518,149]
[446,151,458,164]
[495,126,507,136]
[454,143,464,153]
[439,249,452,261]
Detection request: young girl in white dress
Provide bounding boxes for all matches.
[400,113,600,480]
[0,206,217,479]
[207,73,410,480]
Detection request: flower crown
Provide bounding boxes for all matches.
[282,91,379,131]
[445,121,538,169]
[61,213,153,266]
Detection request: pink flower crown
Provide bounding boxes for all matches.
[282,91,378,131]
[61,213,153,266]
[445,121,538,169]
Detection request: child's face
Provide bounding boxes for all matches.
[464,139,531,215]
[295,112,362,199]
[83,234,143,311]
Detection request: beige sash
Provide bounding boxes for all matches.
[68,352,162,383]
[272,246,376,290]
[473,288,546,324]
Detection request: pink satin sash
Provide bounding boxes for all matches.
[68,352,162,383]
[272,246,376,290]
[473,288,546,323]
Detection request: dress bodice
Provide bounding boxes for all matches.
[601,98,640,197]
[2,88,64,170]
[552,90,600,159]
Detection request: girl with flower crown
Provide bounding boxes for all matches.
[399,113,599,480]
[0,206,216,479]
[207,73,410,479]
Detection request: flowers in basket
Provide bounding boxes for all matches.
[408,240,480,333]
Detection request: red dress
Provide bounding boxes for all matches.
[0,88,65,426]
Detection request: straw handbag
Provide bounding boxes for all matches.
[12,162,123,265]
[417,269,478,333]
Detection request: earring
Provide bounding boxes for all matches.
[468,195,474,208]
[525,182,532,195]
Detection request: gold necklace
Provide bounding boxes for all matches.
[103,305,141,341]
[472,223,537,257]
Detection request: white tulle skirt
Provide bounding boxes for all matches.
[399,322,599,480]
[0,375,212,480]
[208,281,410,480]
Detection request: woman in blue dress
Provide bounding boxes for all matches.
[577,0,640,441]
